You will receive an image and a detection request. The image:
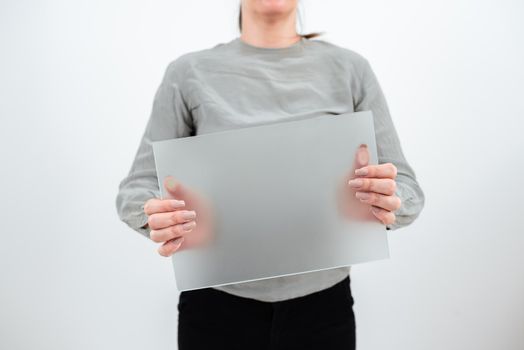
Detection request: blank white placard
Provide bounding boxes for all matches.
[152,110,389,291]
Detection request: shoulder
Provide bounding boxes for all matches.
[163,41,230,81]
[162,51,199,83]
[307,38,372,77]
[159,48,212,85]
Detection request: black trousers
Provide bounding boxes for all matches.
[177,275,356,350]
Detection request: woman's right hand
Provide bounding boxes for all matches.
[144,176,214,257]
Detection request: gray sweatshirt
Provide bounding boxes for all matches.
[115,35,425,302]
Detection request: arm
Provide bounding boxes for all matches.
[353,58,425,230]
[115,59,194,240]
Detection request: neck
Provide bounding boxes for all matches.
[240,8,300,48]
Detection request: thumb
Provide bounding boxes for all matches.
[350,144,370,177]
[163,176,183,199]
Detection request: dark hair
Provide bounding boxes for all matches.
[238,3,324,40]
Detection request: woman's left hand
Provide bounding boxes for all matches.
[348,162,402,226]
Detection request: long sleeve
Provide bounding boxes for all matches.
[115,59,194,240]
[353,58,425,230]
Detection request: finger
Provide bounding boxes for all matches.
[144,197,186,215]
[158,236,185,257]
[148,209,197,230]
[348,177,396,195]
[164,176,189,200]
[355,191,402,212]
[150,220,196,243]
[354,162,397,179]
[349,144,370,178]
[370,205,396,225]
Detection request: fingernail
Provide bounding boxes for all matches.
[171,199,185,208]
[182,210,196,220]
[182,221,196,231]
[348,178,363,188]
[355,167,368,176]
[370,206,380,214]
[355,191,370,200]
[357,145,369,164]
[166,178,176,190]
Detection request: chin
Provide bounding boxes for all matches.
[254,0,296,15]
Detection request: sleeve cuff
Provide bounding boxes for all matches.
[127,211,153,240]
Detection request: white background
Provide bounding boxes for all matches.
[1,0,523,349]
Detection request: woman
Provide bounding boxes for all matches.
[115,1,425,349]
